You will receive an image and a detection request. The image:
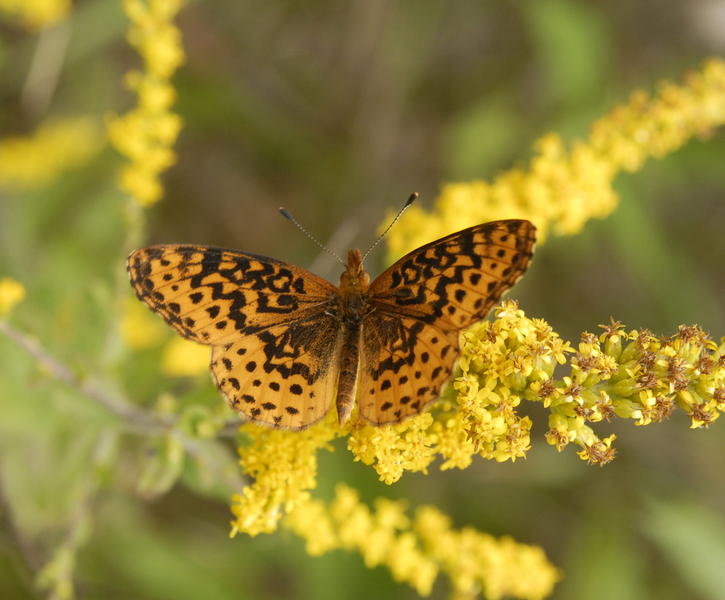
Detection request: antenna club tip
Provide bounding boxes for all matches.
[406,192,419,207]
[279,207,292,220]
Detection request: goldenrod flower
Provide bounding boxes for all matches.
[284,485,560,598]
[230,411,338,537]
[347,411,436,484]
[107,0,186,207]
[385,57,725,260]
[232,300,725,541]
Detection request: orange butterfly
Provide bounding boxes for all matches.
[128,197,535,430]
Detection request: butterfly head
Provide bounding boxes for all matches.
[340,248,370,294]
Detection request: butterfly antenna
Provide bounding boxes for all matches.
[361,192,418,262]
[279,207,345,265]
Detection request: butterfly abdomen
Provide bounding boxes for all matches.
[335,319,362,426]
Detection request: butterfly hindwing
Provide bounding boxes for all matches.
[359,219,536,425]
[127,245,338,345]
[359,313,458,424]
[211,317,343,429]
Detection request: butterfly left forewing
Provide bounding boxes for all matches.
[359,219,536,425]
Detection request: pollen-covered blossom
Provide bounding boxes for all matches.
[347,411,436,484]
[342,305,572,482]
[234,302,725,540]
[453,302,571,463]
[236,310,725,540]
[107,0,185,207]
[283,485,559,599]
[384,57,725,262]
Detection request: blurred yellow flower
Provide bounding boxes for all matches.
[0,117,102,189]
[284,485,560,599]
[160,337,209,377]
[107,0,186,207]
[0,278,25,316]
[120,297,167,350]
[0,0,69,30]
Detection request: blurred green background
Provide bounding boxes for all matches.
[2,0,725,599]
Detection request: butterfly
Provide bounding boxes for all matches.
[127,199,536,430]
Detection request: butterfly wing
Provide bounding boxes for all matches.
[359,220,536,425]
[128,245,342,429]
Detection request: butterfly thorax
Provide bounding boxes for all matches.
[337,248,371,322]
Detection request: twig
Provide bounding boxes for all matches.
[0,320,173,434]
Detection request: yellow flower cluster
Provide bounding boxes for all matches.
[544,320,725,464]
[284,484,560,599]
[0,0,69,30]
[384,57,725,262]
[0,117,102,190]
[0,278,26,316]
[454,303,571,462]
[347,411,437,484]
[107,0,185,207]
[230,411,339,537]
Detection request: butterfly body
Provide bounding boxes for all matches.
[128,219,536,430]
